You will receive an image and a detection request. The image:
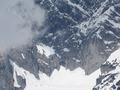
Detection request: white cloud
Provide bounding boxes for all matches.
[0,0,46,53]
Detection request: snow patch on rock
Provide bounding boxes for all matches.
[36,43,55,58]
[11,60,100,90]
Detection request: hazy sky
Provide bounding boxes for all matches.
[0,0,45,53]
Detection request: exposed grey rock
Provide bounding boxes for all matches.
[1,0,120,90]
[16,75,26,89]
[0,57,14,90]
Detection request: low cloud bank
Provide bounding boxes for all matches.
[0,0,46,53]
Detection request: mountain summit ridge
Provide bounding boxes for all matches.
[0,0,120,90]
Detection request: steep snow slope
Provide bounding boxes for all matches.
[36,43,55,58]
[94,48,120,90]
[10,42,120,90]
[11,61,100,90]
[1,0,120,90]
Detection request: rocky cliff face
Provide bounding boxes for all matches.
[35,0,120,74]
[93,49,120,90]
[0,57,14,90]
[1,0,120,90]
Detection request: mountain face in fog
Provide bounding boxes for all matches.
[1,0,120,90]
[0,0,45,53]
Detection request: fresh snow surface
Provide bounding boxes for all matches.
[11,61,100,90]
[13,66,21,88]
[63,48,70,52]
[96,48,120,90]
[36,43,55,58]
[21,53,25,59]
[107,48,120,64]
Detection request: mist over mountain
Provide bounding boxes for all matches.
[0,0,120,90]
[0,0,45,53]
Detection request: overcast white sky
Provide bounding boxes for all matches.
[0,0,46,53]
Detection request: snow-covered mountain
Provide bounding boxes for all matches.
[94,48,120,90]
[37,0,120,75]
[10,46,120,90]
[0,0,120,90]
